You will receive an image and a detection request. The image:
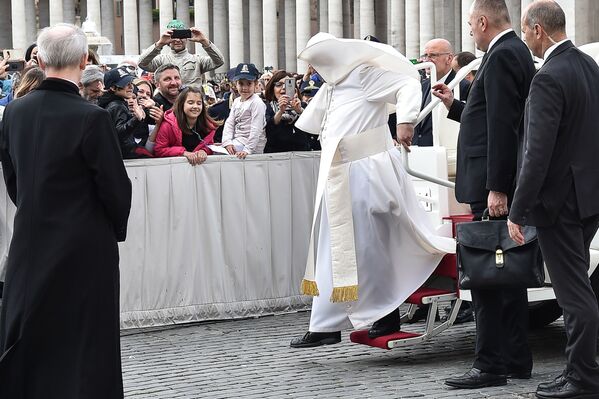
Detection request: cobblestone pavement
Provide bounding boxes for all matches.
[120,308,576,399]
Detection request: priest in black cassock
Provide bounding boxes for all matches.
[0,23,132,399]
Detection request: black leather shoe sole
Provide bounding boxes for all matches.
[445,377,507,389]
[290,333,341,348]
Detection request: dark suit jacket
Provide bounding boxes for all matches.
[414,70,470,146]
[447,31,535,204]
[510,41,599,226]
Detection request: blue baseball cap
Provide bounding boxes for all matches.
[231,63,260,81]
[104,66,135,88]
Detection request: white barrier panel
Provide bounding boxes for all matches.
[0,152,320,329]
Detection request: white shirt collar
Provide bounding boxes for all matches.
[487,28,513,52]
[438,70,452,84]
[543,38,569,60]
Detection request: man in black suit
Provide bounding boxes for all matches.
[509,2,599,398]
[432,0,535,388]
[0,24,131,398]
[414,38,470,147]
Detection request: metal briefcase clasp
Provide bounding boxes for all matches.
[496,248,504,268]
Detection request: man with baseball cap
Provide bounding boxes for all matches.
[139,19,224,86]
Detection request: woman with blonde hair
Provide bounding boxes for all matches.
[14,66,45,99]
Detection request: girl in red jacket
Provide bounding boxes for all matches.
[155,86,220,165]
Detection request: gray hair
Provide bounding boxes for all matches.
[154,63,180,83]
[80,65,105,87]
[523,0,566,35]
[472,0,511,26]
[37,23,88,69]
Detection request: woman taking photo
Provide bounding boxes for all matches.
[155,86,219,165]
[263,70,310,153]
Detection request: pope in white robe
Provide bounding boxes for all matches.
[290,33,455,347]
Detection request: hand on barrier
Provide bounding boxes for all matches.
[397,123,414,152]
[431,82,454,110]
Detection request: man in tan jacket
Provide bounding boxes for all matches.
[138,19,224,86]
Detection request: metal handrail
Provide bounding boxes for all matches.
[402,57,483,190]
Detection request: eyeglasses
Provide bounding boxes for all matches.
[420,52,451,60]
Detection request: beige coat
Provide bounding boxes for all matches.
[138,42,225,86]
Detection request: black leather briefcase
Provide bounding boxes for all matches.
[456,216,545,290]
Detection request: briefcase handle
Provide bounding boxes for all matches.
[481,208,507,221]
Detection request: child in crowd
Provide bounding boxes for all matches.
[221,63,266,159]
[154,86,218,165]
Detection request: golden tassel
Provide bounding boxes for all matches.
[330,285,359,303]
[300,279,320,296]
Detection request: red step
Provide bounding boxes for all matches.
[350,329,421,349]
[435,253,457,279]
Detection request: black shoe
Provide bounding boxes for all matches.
[537,373,567,391]
[289,331,341,348]
[536,380,599,398]
[454,306,475,324]
[442,302,474,324]
[406,305,440,324]
[368,308,400,338]
[445,368,507,389]
[507,370,532,379]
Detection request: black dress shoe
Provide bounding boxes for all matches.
[405,305,440,324]
[536,380,599,398]
[538,373,567,391]
[445,368,507,389]
[454,306,475,324]
[442,302,474,324]
[289,331,341,348]
[368,309,400,338]
[507,370,532,379]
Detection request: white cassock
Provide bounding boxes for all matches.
[296,35,455,332]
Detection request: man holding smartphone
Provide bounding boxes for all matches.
[139,19,224,86]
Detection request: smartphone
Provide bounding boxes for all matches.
[284,77,296,98]
[171,29,192,39]
[7,60,25,72]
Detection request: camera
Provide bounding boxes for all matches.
[171,29,192,39]
[7,60,25,72]
[284,77,296,98]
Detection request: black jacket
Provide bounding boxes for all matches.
[414,70,471,146]
[447,31,535,204]
[153,92,174,111]
[98,92,145,158]
[264,102,311,153]
[0,78,131,398]
[511,41,599,226]
[208,98,231,143]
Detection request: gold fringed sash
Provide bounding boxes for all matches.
[300,279,320,297]
[331,285,359,303]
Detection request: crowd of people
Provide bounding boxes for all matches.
[1,1,599,399]
[0,18,324,165]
